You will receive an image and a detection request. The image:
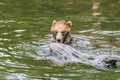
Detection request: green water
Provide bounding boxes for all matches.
[0,0,120,80]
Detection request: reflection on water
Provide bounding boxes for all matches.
[0,0,120,80]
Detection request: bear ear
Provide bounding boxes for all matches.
[52,20,57,25]
[67,21,72,26]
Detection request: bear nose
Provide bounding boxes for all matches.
[57,39,61,42]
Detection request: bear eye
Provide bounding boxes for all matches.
[61,31,66,35]
[54,31,58,35]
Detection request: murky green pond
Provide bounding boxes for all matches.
[0,0,120,80]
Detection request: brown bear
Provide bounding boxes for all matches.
[51,20,72,44]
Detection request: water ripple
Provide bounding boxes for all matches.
[14,30,26,33]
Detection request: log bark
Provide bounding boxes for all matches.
[49,43,120,69]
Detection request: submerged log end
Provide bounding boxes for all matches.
[103,58,117,68]
[93,55,119,69]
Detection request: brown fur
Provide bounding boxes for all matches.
[51,20,72,44]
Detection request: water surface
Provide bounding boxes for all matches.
[0,0,120,80]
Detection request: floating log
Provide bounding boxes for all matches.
[49,43,120,69]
